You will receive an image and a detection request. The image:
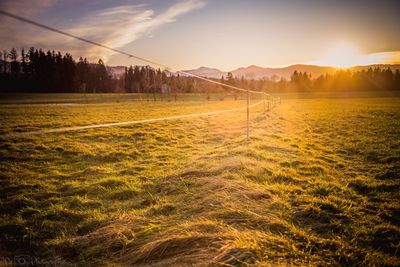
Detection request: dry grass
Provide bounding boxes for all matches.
[0,93,399,266]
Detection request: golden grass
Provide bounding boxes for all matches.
[0,94,399,266]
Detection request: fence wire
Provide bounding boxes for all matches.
[0,9,281,139]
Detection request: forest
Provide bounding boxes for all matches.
[1,47,399,94]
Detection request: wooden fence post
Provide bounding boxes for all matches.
[247,88,249,141]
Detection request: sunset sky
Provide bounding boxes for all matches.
[1,0,400,70]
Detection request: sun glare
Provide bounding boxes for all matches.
[310,42,391,68]
[316,42,363,68]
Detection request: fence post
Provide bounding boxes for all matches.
[247,87,249,141]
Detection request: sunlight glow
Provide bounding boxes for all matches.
[310,42,392,68]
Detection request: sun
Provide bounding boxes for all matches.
[308,42,396,68]
[315,42,363,68]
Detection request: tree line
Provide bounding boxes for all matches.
[221,69,400,93]
[1,48,116,93]
[1,47,399,94]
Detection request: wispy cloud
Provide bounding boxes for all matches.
[0,0,206,63]
[67,0,207,61]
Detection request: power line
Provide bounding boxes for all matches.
[0,10,167,68]
[0,9,267,95]
[0,9,279,140]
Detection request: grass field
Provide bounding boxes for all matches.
[0,94,399,266]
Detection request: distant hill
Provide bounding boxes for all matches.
[232,65,337,80]
[3,59,399,81]
[182,66,226,79]
[351,64,400,73]
[182,64,400,80]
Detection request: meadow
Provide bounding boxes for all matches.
[0,93,399,266]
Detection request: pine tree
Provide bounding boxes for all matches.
[9,48,20,75]
[2,50,8,73]
[95,59,109,92]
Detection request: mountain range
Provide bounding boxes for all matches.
[106,64,400,80]
[181,64,400,80]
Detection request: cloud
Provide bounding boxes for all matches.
[387,51,400,64]
[0,0,206,63]
[155,0,207,23]
[67,0,207,61]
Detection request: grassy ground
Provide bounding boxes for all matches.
[0,94,399,266]
[0,93,246,105]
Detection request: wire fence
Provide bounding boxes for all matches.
[1,99,276,138]
[0,9,281,140]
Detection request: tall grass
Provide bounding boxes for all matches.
[0,94,399,265]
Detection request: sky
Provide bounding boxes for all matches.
[1,0,400,71]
